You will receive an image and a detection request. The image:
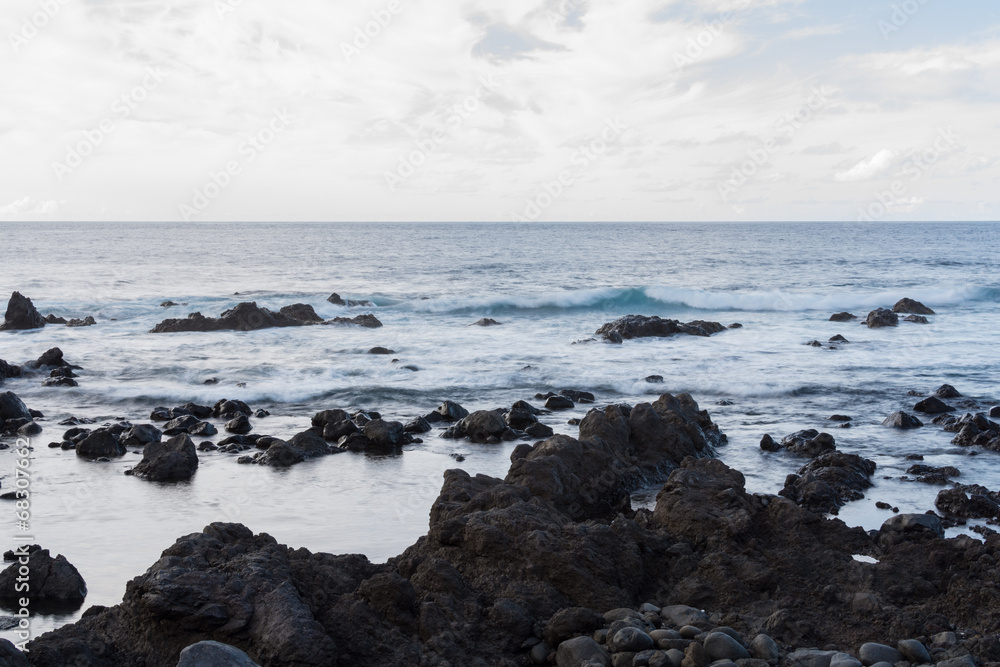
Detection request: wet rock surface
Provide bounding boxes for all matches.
[596,315,726,341]
[0,292,45,331]
[865,309,899,329]
[17,397,1000,667]
[151,302,338,333]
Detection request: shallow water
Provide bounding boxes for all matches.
[0,221,998,641]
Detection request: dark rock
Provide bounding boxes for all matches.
[878,513,944,539]
[160,301,179,308]
[892,298,935,315]
[560,390,595,404]
[327,293,373,307]
[328,314,383,328]
[49,367,76,378]
[0,292,45,331]
[948,413,1000,450]
[859,642,901,666]
[44,314,67,324]
[990,406,1000,419]
[935,384,962,399]
[904,315,929,324]
[17,421,42,436]
[177,640,261,666]
[66,316,97,328]
[882,412,923,429]
[914,397,956,414]
[363,419,405,450]
[728,322,743,329]
[129,434,199,482]
[312,409,350,428]
[471,318,502,326]
[76,429,126,458]
[596,315,725,341]
[646,375,664,384]
[404,417,432,434]
[611,626,655,653]
[0,392,32,421]
[759,434,780,452]
[460,411,508,443]
[163,415,202,436]
[180,403,214,419]
[0,359,20,381]
[150,407,172,422]
[779,453,876,514]
[807,340,823,347]
[120,424,163,447]
[368,347,395,355]
[703,632,750,661]
[557,636,611,667]
[277,304,323,323]
[151,302,315,333]
[865,308,898,328]
[829,312,856,322]
[829,335,849,343]
[225,415,253,435]
[545,607,604,646]
[190,422,218,437]
[545,396,575,410]
[829,415,852,422]
[323,419,358,442]
[777,430,837,457]
[42,377,78,387]
[434,401,469,422]
[525,422,554,438]
[505,408,537,430]
[935,484,1000,520]
[29,347,74,369]
[0,547,86,605]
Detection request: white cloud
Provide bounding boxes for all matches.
[0,197,61,220]
[782,24,842,40]
[834,149,896,182]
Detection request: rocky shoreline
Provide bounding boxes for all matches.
[0,391,993,666]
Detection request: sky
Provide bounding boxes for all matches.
[1,0,998,223]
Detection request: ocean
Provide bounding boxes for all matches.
[0,221,998,640]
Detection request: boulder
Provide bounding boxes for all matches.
[0,639,27,666]
[896,639,930,664]
[76,429,126,458]
[471,318,502,326]
[914,397,955,414]
[328,314,383,328]
[163,415,202,436]
[460,411,508,443]
[557,636,611,667]
[225,415,253,434]
[780,453,876,514]
[935,484,1000,520]
[28,347,76,369]
[829,312,856,322]
[865,308,898,329]
[277,304,323,323]
[177,641,261,667]
[362,419,406,450]
[434,401,469,422]
[368,347,395,355]
[0,392,31,422]
[42,376,78,387]
[596,315,725,341]
[703,632,750,661]
[777,430,837,457]
[545,396,575,411]
[858,643,901,666]
[545,607,604,646]
[0,547,86,603]
[882,412,923,429]
[0,359,20,381]
[904,315,929,324]
[878,513,943,539]
[120,424,163,447]
[327,293,373,307]
[0,292,45,331]
[129,434,199,482]
[936,384,962,398]
[150,302,315,333]
[66,316,97,327]
[892,298,935,315]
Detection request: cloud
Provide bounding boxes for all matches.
[834,149,896,182]
[0,197,61,220]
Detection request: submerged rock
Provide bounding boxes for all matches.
[328,314,383,328]
[865,308,898,329]
[471,318,502,326]
[914,397,955,414]
[327,293,374,307]
[829,312,856,322]
[0,292,45,331]
[596,315,726,341]
[892,298,935,315]
[882,412,923,430]
[151,302,323,333]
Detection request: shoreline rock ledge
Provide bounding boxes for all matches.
[22,395,1000,667]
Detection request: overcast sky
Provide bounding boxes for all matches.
[1,0,998,222]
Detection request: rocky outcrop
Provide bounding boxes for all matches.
[0,292,45,331]
[0,547,86,605]
[948,413,1000,450]
[327,314,383,328]
[882,412,923,430]
[128,434,199,482]
[151,302,325,333]
[761,430,837,458]
[829,312,857,322]
[327,293,373,307]
[914,397,956,414]
[935,484,1000,520]
[0,359,20,382]
[596,315,726,341]
[75,429,127,458]
[0,392,32,422]
[892,298,935,315]
[471,318,502,327]
[865,308,899,329]
[21,397,1000,667]
[779,453,877,514]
